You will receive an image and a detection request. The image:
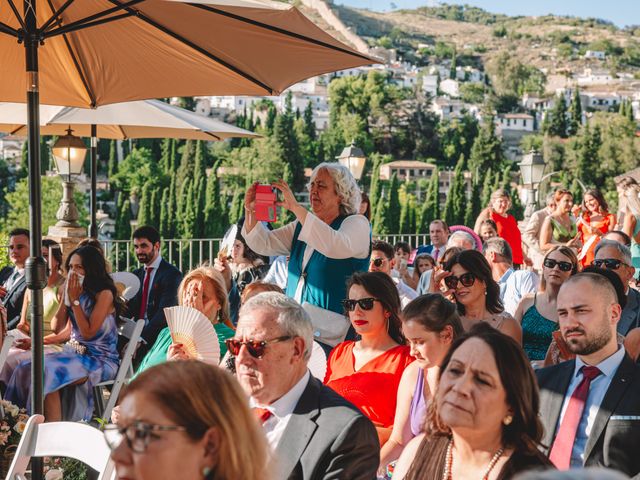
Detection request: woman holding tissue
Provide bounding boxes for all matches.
[242,163,371,349]
[4,245,120,421]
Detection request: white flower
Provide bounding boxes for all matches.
[13,421,26,434]
[45,469,63,480]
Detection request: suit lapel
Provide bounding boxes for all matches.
[277,376,319,479]
[583,355,635,461]
[542,361,575,449]
[5,274,25,302]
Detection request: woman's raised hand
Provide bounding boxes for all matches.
[67,272,82,302]
[182,280,205,313]
[245,181,259,210]
[167,343,189,361]
[272,179,299,212]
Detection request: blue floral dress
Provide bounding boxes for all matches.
[5,293,119,421]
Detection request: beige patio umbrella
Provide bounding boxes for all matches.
[0,0,376,433]
[0,99,261,140]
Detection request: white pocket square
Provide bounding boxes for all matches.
[610,415,640,420]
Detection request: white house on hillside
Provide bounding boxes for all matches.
[439,79,460,98]
[496,114,535,133]
[584,50,606,60]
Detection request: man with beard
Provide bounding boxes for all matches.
[232,292,379,480]
[127,225,182,359]
[536,271,640,477]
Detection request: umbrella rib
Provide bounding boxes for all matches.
[204,132,222,141]
[0,21,19,38]
[6,0,27,32]
[44,0,143,37]
[40,0,76,33]
[190,4,373,62]
[106,0,275,94]
[117,125,128,140]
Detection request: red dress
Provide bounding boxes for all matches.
[577,213,615,267]
[492,211,524,265]
[324,341,413,445]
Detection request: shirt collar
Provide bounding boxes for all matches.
[251,370,310,419]
[147,255,162,270]
[574,345,626,380]
[498,267,514,285]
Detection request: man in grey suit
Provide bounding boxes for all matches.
[592,240,640,335]
[536,272,640,477]
[232,292,379,480]
[523,191,556,273]
[0,228,29,329]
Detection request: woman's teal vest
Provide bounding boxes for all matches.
[285,216,370,314]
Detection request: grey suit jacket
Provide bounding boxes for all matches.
[275,376,380,480]
[536,354,640,477]
[618,288,640,336]
[0,267,27,329]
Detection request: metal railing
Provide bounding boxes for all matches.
[104,233,430,272]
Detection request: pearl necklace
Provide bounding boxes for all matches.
[441,439,505,480]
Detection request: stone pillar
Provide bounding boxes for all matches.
[47,179,87,264]
[47,225,87,265]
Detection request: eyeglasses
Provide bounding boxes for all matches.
[225,336,292,359]
[444,272,476,290]
[370,258,385,267]
[593,258,628,270]
[103,422,187,454]
[342,297,380,311]
[543,258,574,272]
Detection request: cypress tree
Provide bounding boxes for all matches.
[265,104,277,136]
[228,186,243,226]
[386,173,401,233]
[108,140,118,178]
[118,199,132,240]
[279,164,297,225]
[368,155,383,210]
[150,186,160,228]
[463,180,482,227]
[418,167,440,233]
[468,118,504,175]
[204,161,221,237]
[177,140,196,187]
[373,193,389,234]
[159,187,170,238]
[181,179,196,238]
[136,184,153,227]
[481,168,494,207]
[399,191,411,234]
[442,156,466,226]
[167,175,178,238]
[408,194,417,234]
[194,176,206,238]
[547,94,568,138]
[568,88,582,136]
[303,102,317,141]
[274,92,305,192]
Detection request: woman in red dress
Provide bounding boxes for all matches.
[575,189,615,267]
[475,189,526,267]
[324,272,413,446]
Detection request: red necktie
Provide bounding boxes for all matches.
[433,248,440,261]
[549,365,602,469]
[252,407,273,424]
[138,266,153,321]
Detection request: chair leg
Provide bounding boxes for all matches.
[93,386,105,419]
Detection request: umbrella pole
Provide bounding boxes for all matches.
[89,124,98,238]
[24,4,46,479]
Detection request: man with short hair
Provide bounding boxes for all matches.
[536,272,640,476]
[369,240,417,307]
[0,228,30,328]
[483,237,538,315]
[602,230,632,247]
[592,239,640,335]
[127,226,182,358]
[524,191,556,272]
[233,292,379,480]
[416,220,449,262]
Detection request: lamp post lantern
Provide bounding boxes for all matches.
[51,128,88,228]
[518,149,546,220]
[336,141,366,180]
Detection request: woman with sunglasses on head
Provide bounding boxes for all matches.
[513,246,578,367]
[443,250,522,343]
[379,295,463,477]
[324,272,413,446]
[105,360,270,480]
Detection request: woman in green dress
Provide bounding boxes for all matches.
[135,266,235,375]
[539,189,582,253]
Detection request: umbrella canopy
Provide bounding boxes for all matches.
[0,0,376,108]
[0,99,260,140]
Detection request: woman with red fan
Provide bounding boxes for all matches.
[135,267,234,374]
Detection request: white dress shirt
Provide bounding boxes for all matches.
[243,214,370,302]
[499,268,539,316]
[251,370,311,450]
[141,254,163,320]
[557,346,626,467]
[394,277,418,308]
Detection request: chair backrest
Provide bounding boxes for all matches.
[6,414,115,480]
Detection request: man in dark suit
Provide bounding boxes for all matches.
[536,271,640,477]
[0,228,29,329]
[233,292,379,480]
[592,239,640,335]
[126,226,182,359]
[415,219,449,262]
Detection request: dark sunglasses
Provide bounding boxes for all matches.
[342,297,380,311]
[444,272,476,290]
[370,258,385,267]
[543,258,574,272]
[225,336,292,359]
[592,258,628,270]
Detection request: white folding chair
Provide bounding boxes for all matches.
[5,414,115,480]
[93,318,144,422]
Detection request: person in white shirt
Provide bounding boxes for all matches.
[231,292,379,480]
[369,240,417,308]
[523,191,557,273]
[483,237,539,316]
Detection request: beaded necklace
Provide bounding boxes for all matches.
[441,438,505,480]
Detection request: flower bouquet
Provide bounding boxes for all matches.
[0,399,29,476]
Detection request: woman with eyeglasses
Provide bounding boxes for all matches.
[513,246,578,366]
[442,250,522,343]
[324,272,413,446]
[379,294,463,477]
[540,189,581,253]
[105,360,270,480]
[4,245,120,421]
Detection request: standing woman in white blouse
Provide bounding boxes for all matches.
[242,163,371,350]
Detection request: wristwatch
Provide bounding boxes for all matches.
[72,299,80,307]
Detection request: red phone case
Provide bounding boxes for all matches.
[255,185,277,222]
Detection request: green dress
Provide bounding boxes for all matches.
[550,217,577,243]
[135,322,235,376]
